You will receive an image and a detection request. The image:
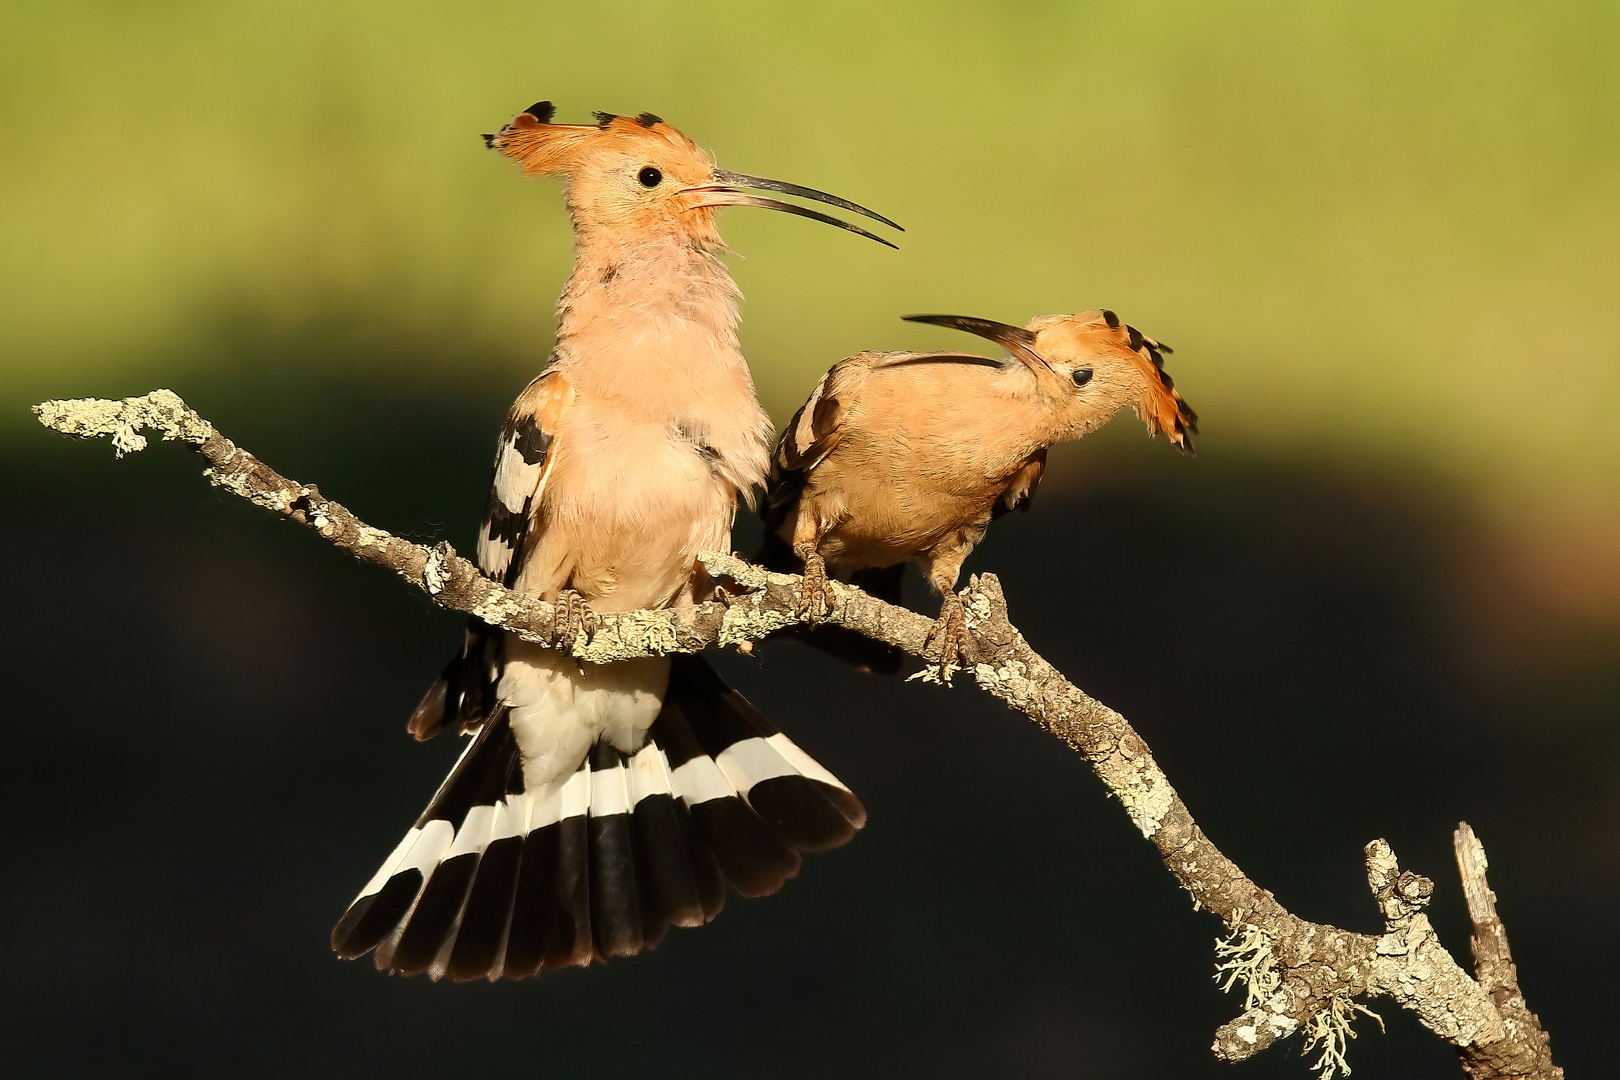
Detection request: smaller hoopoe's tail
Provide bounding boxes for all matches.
[331,654,864,981]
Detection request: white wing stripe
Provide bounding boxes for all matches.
[589,760,630,817]
[715,737,797,795]
[765,733,851,792]
[672,755,736,806]
[445,805,497,860]
[490,793,530,843]
[396,819,456,879]
[492,431,541,514]
[528,767,591,831]
[352,827,422,903]
[627,743,675,808]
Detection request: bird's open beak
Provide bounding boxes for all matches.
[684,170,902,248]
[901,314,1054,376]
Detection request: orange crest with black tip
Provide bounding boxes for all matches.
[484,102,703,178]
[1044,310,1199,454]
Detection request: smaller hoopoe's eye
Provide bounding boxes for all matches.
[638,166,663,188]
[1071,368,1094,387]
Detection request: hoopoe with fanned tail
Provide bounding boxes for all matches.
[331,103,900,981]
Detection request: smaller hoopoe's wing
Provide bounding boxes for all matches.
[994,449,1048,518]
[763,350,997,535]
[762,359,855,545]
[407,369,576,741]
[771,361,855,479]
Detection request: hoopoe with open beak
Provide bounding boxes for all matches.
[763,311,1196,673]
[330,103,900,981]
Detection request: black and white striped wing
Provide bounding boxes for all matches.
[406,370,574,742]
[478,369,572,587]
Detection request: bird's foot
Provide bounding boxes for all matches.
[797,553,838,622]
[551,589,598,649]
[706,584,759,657]
[924,592,971,680]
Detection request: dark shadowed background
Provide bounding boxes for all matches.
[4,2,1617,1078]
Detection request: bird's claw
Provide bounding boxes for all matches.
[796,554,838,622]
[552,589,598,649]
[925,592,971,680]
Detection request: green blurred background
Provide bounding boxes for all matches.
[5,2,1617,1077]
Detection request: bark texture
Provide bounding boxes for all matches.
[36,390,1564,1079]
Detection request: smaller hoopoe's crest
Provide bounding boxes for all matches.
[1030,309,1197,454]
[904,310,1199,454]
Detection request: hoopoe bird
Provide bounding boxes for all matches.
[330,103,900,981]
[763,311,1196,673]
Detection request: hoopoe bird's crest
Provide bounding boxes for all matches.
[486,102,900,247]
[904,310,1197,452]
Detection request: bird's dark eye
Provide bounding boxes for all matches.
[638,166,663,188]
[1072,368,1094,387]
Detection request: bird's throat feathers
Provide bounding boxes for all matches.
[551,216,771,494]
[556,227,746,378]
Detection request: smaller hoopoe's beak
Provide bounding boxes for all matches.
[902,314,1055,376]
[684,170,902,248]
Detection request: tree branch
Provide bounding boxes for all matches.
[1453,823,1563,1079]
[35,390,1563,1079]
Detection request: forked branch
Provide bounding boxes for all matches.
[35,390,1563,1079]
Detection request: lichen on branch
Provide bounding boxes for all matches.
[34,390,1564,1080]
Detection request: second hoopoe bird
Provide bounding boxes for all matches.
[764,310,1196,673]
[330,103,899,981]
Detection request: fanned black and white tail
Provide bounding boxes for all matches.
[331,655,865,981]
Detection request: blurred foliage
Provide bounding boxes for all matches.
[3,0,1617,594]
[4,6,1617,1074]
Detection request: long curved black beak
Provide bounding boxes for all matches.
[713,171,902,231]
[902,314,1053,375]
[685,171,902,248]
